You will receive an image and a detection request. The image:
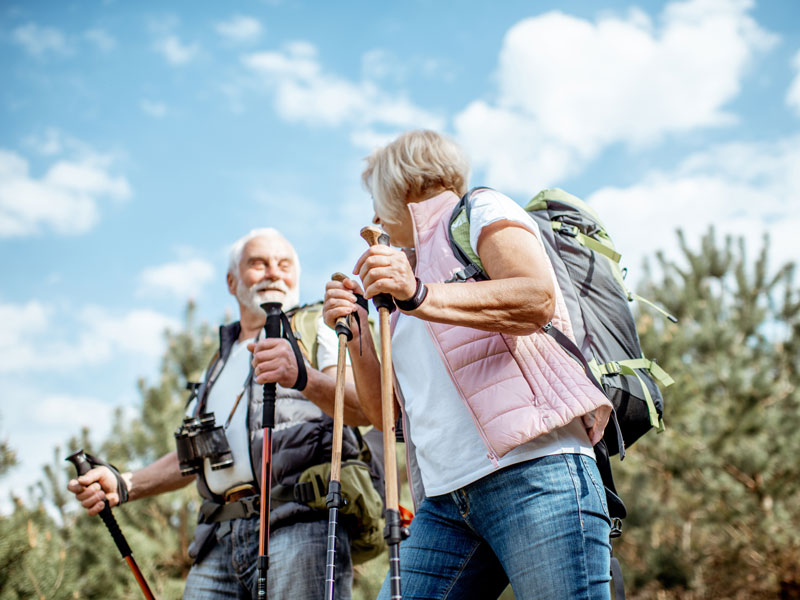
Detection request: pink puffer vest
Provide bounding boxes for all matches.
[402,190,611,463]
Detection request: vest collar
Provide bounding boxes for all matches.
[407,190,460,242]
[218,321,241,364]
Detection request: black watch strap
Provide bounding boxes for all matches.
[395,277,428,312]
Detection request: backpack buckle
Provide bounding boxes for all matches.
[559,224,579,237]
[293,481,316,504]
[604,361,622,375]
[239,496,260,519]
[610,518,623,539]
[445,268,473,283]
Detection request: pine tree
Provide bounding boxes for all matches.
[0,424,16,477]
[0,302,216,600]
[616,228,800,599]
[0,301,396,598]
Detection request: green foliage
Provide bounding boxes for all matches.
[616,228,800,599]
[0,302,215,600]
[0,435,17,478]
[3,230,798,599]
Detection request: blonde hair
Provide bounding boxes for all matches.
[362,130,470,224]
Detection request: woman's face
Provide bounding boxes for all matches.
[372,209,414,248]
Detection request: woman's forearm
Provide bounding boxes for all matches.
[411,277,554,336]
[346,320,385,430]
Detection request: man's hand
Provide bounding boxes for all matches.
[67,466,120,516]
[249,337,300,387]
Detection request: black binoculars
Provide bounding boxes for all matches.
[174,412,234,476]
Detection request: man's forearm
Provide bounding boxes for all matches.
[304,366,371,426]
[124,451,195,502]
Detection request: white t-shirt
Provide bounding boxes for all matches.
[393,189,594,497]
[202,314,341,495]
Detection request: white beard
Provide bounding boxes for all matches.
[236,278,300,314]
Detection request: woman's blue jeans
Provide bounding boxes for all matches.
[378,453,612,600]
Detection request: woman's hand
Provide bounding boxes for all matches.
[582,405,612,446]
[323,276,365,335]
[353,245,417,302]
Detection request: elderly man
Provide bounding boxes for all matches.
[67,228,371,600]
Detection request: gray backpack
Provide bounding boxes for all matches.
[448,187,675,460]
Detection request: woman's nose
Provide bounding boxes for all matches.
[372,214,381,225]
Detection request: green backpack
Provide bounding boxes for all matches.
[296,435,387,564]
[448,187,675,460]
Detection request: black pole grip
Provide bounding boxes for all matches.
[260,302,283,429]
[372,232,396,313]
[66,449,92,476]
[66,449,132,558]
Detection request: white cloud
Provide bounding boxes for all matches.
[84,28,116,52]
[23,128,65,156]
[138,257,215,299]
[787,49,800,118]
[585,135,800,280]
[455,0,777,193]
[0,300,49,348]
[11,22,70,57]
[33,395,117,432]
[0,147,131,237]
[242,42,444,147]
[0,301,179,374]
[154,34,199,65]
[80,307,180,357]
[140,99,168,118]
[360,49,456,85]
[0,385,129,514]
[215,15,262,43]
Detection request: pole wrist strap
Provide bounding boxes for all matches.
[84,452,129,505]
[278,312,308,392]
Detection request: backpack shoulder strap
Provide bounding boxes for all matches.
[288,302,323,370]
[447,187,492,282]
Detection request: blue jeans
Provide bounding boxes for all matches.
[183,516,352,599]
[378,454,612,600]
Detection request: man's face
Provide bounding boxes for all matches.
[232,235,300,314]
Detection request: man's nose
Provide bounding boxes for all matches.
[264,262,282,280]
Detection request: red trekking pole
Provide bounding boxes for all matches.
[256,301,283,600]
[66,450,156,600]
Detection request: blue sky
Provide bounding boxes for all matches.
[1,0,799,509]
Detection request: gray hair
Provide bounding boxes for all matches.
[363,130,470,225]
[227,228,301,281]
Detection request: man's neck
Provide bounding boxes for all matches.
[238,309,266,342]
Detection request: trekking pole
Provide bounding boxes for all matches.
[66,450,157,600]
[361,225,406,600]
[324,272,353,600]
[257,301,283,600]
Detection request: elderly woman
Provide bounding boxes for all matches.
[323,130,613,600]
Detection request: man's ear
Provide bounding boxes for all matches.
[226,271,237,296]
